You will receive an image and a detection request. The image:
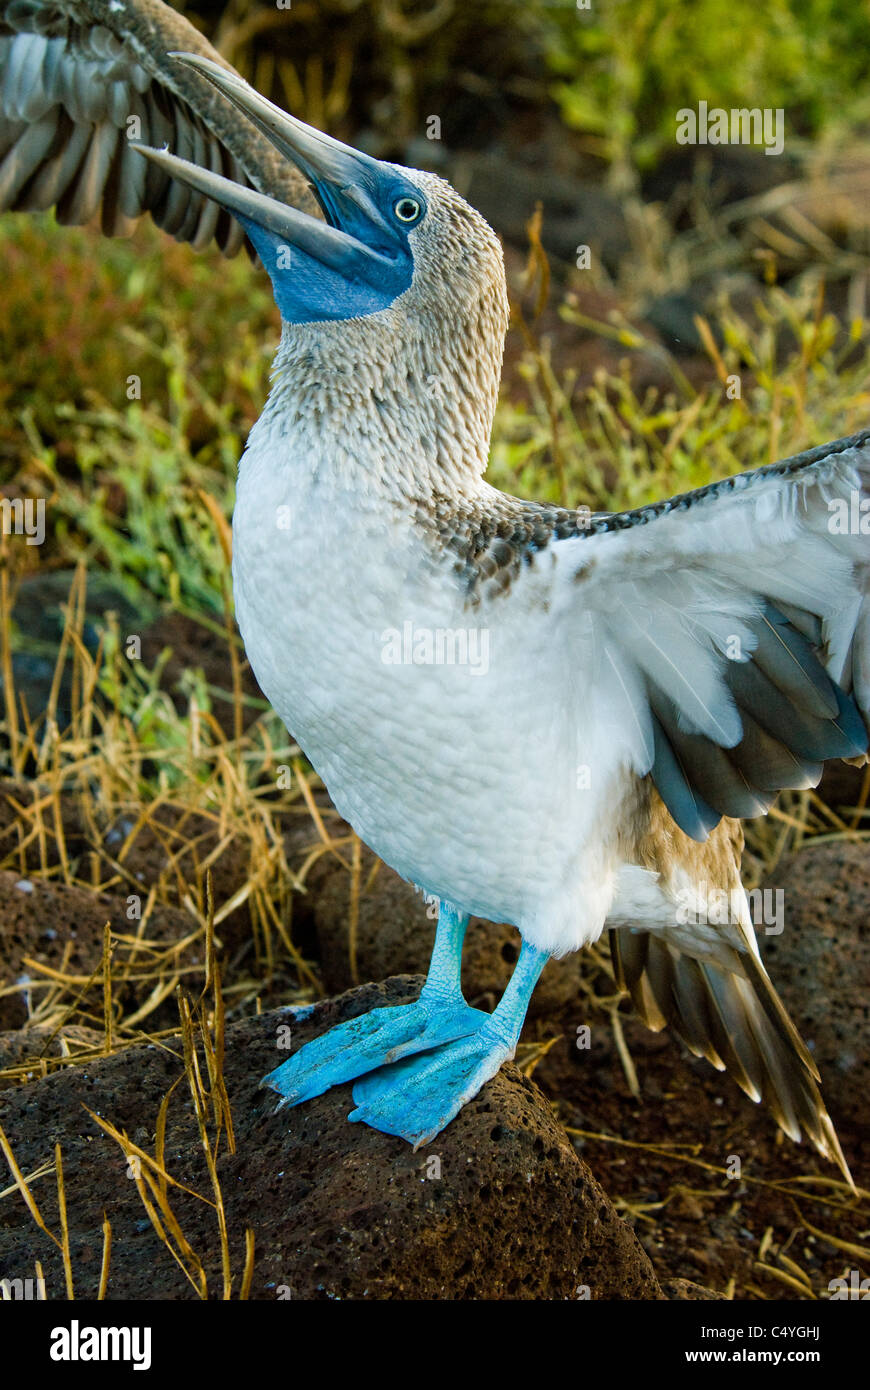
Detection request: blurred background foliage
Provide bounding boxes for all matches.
[182,0,870,174]
[544,0,870,180]
[2,0,870,617]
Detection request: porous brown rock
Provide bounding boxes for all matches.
[759,841,870,1135]
[660,1278,726,1300]
[0,869,204,1031]
[0,1024,104,1088]
[0,977,663,1300]
[0,780,88,872]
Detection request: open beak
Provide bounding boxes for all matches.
[133,53,404,290]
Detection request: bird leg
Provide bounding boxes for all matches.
[348,939,549,1147]
[261,900,488,1109]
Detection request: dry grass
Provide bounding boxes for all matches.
[82,900,256,1301]
[564,1124,870,1300]
[0,556,341,1048]
[0,895,258,1298]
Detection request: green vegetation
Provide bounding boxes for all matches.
[182,1,870,180]
[541,0,870,176]
[1,214,277,611]
[494,279,870,510]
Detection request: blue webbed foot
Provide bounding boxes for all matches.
[348,1027,513,1148]
[262,996,489,1109]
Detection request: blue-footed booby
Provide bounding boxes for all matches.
[1,5,867,1178]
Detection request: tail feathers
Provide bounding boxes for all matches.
[608,926,852,1185]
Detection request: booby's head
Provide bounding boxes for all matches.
[137,55,508,492]
[137,54,506,331]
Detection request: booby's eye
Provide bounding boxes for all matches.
[393,196,422,224]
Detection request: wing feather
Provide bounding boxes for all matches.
[551,432,870,839]
[609,917,849,1176]
[0,0,316,254]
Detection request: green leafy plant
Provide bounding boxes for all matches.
[541,0,870,179]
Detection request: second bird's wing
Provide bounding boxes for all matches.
[550,430,870,840]
[0,0,314,253]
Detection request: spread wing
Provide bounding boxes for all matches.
[551,430,870,839]
[0,0,314,253]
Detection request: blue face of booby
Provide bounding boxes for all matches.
[236,161,425,324]
[135,54,425,325]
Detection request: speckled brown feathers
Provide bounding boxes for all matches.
[420,491,586,604]
[423,428,870,608]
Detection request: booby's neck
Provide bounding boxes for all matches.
[249,282,508,506]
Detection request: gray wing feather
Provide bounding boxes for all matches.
[555,432,870,839]
[609,925,848,1175]
[0,0,315,255]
